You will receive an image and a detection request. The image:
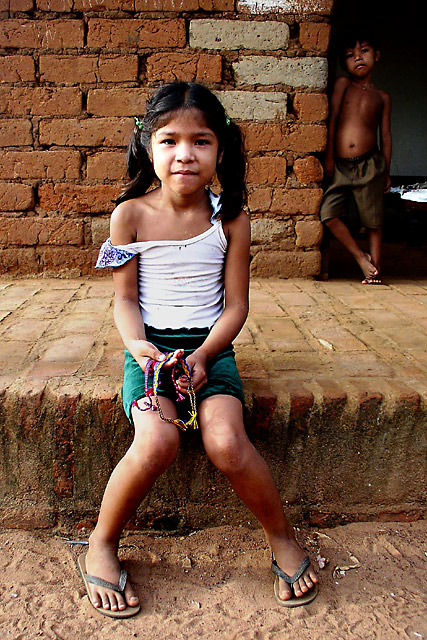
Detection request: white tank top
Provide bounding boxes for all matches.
[113,192,227,329]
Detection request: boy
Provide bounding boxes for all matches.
[320,30,392,284]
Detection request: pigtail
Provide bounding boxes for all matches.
[116,125,156,206]
[216,120,247,221]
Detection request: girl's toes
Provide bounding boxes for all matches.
[128,595,139,607]
[278,580,292,601]
[293,581,303,597]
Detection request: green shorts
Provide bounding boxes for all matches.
[320,148,386,229]
[121,326,244,425]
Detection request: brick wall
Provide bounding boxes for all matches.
[0,0,331,277]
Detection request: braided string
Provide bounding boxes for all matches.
[132,353,198,432]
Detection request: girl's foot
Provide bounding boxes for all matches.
[356,252,378,280]
[270,538,318,602]
[84,535,140,613]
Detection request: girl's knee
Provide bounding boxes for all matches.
[129,423,180,472]
[204,432,250,475]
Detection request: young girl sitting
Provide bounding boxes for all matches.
[78,82,318,617]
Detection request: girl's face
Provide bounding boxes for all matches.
[150,108,221,197]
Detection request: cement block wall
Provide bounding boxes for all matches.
[0,0,331,277]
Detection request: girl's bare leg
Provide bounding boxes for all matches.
[85,397,180,613]
[199,395,318,602]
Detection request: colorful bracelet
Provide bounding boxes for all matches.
[131,352,198,432]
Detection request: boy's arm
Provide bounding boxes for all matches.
[380,92,392,192]
[324,76,349,177]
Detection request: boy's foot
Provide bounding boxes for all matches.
[270,539,318,604]
[356,253,379,280]
[81,538,140,616]
[362,274,382,285]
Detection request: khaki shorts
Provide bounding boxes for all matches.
[320,149,387,229]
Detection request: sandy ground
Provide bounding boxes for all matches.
[1,521,426,640]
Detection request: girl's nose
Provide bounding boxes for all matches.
[176,143,194,162]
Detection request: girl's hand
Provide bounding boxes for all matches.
[177,350,208,394]
[129,339,184,372]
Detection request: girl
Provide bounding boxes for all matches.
[79,82,318,618]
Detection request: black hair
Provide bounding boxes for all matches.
[116,81,247,222]
[337,26,379,66]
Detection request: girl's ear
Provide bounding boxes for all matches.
[375,49,380,63]
[217,149,224,165]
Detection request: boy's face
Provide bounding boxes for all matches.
[344,40,379,78]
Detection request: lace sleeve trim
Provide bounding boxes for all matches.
[95,238,137,268]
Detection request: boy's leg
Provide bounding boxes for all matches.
[198,395,318,602]
[367,227,382,273]
[85,397,181,613]
[325,217,379,280]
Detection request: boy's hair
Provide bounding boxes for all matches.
[117,82,247,222]
[337,26,379,66]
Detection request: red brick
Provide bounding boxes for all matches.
[294,92,328,122]
[0,120,32,147]
[315,377,348,409]
[250,250,321,278]
[40,54,139,84]
[38,184,119,213]
[0,20,84,49]
[0,247,36,274]
[242,123,287,152]
[284,124,327,153]
[247,187,273,213]
[294,156,323,183]
[36,246,97,276]
[98,55,139,82]
[0,217,83,245]
[87,19,186,49]
[247,156,287,186]
[74,0,133,8]
[299,22,331,53]
[0,150,81,179]
[250,382,277,430]
[39,117,132,147]
[147,52,222,83]
[36,0,73,9]
[295,220,323,248]
[0,184,34,211]
[136,0,233,9]
[1,0,33,9]
[271,188,323,215]
[284,380,314,418]
[87,152,127,180]
[0,87,82,116]
[87,88,148,117]
[0,56,35,82]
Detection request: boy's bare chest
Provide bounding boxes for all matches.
[341,85,383,123]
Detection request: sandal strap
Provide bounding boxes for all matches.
[84,568,128,594]
[272,556,311,585]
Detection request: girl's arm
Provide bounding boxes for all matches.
[185,211,251,391]
[110,204,182,370]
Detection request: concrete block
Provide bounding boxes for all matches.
[215,90,286,120]
[234,56,328,89]
[189,19,289,50]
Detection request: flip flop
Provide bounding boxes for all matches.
[272,555,319,608]
[77,553,141,618]
[362,276,382,285]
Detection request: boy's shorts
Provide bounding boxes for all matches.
[320,148,387,229]
[121,325,244,425]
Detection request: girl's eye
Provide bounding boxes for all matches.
[195,139,210,146]
[160,138,175,145]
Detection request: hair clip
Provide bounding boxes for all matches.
[134,116,144,131]
[225,116,231,126]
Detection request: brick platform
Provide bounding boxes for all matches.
[0,277,426,532]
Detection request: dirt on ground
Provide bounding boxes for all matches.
[1,520,426,640]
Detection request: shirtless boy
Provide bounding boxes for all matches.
[320,30,392,283]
